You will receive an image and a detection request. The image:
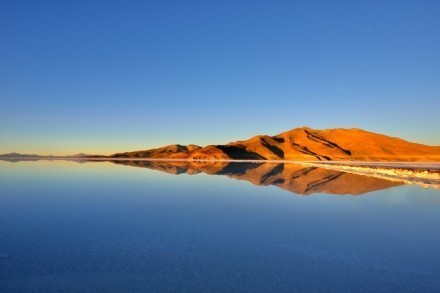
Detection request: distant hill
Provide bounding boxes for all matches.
[0,153,94,159]
[111,127,440,161]
[112,144,202,159]
[71,153,92,158]
[0,153,42,162]
[0,153,40,158]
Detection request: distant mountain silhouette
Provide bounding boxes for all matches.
[0,153,94,161]
[112,160,403,195]
[0,153,40,158]
[0,153,42,162]
[111,127,440,161]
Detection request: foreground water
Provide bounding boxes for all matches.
[0,160,439,292]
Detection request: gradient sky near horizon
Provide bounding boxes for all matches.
[1,0,439,155]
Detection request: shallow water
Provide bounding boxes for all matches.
[0,160,439,292]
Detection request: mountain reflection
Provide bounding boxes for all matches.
[113,160,403,195]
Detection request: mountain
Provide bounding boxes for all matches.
[0,153,42,162]
[111,127,440,161]
[112,144,202,159]
[112,160,403,195]
[0,153,40,158]
[0,153,95,161]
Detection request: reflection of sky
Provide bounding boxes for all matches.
[0,161,439,291]
[373,185,440,206]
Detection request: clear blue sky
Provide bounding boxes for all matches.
[1,0,439,155]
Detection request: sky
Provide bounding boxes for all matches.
[1,0,439,155]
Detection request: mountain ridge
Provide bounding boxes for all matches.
[110,127,440,161]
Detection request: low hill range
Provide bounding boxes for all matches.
[0,153,93,159]
[0,153,40,158]
[111,127,440,162]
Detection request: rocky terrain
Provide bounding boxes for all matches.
[111,127,440,161]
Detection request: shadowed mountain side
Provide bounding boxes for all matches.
[191,145,266,160]
[109,127,440,161]
[112,161,403,195]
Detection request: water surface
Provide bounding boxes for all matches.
[0,160,439,292]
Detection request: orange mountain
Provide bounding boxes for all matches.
[111,127,440,161]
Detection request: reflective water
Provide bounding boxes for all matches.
[0,160,439,292]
